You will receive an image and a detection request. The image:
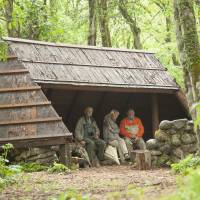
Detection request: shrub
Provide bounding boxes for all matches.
[161,168,200,200]
[0,143,20,190]
[20,162,48,172]
[171,154,200,175]
[48,162,70,173]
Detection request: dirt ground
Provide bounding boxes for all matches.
[0,166,177,200]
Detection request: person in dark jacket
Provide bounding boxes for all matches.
[75,106,106,167]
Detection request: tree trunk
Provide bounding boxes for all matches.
[88,0,97,46]
[3,0,15,37]
[173,0,200,148]
[119,0,142,49]
[98,0,112,47]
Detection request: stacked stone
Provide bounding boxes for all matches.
[14,147,58,164]
[146,119,198,166]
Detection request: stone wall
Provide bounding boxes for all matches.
[146,119,198,166]
[13,147,58,164]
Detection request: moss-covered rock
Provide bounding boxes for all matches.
[159,143,171,154]
[150,150,162,156]
[159,120,173,130]
[172,119,187,130]
[146,139,159,150]
[181,133,196,144]
[172,148,184,159]
[171,134,181,146]
[157,154,170,166]
[155,129,170,142]
[181,143,198,153]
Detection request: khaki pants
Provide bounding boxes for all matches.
[124,137,146,155]
[109,138,129,162]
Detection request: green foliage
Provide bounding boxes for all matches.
[191,102,200,131]
[161,168,200,200]
[0,40,7,61]
[20,162,48,172]
[0,143,20,190]
[54,188,89,200]
[48,162,70,173]
[0,0,187,88]
[171,154,200,175]
[125,184,144,200]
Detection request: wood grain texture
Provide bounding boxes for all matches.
[3,37,180,91]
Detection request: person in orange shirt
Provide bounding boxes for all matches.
[120,109,146,154]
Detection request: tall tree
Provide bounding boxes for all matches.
[2,0,15,37]
[173,0,200,147]
[153,0,179,65]
[98,0,111,47]
[118,0,142,49]
[88,0,97,46]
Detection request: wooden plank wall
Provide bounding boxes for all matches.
[0,59,71,141]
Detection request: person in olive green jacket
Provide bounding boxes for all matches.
[75,106,106,167]
[103,109,129,163]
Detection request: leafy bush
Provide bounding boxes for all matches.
[171,154,200,175]
[0,143,20,190]
[20,162,48,172]
[48,162,70,173]
[161,168,200,200]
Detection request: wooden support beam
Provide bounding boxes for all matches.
[0,86,41,93]
[0,117,62,126]
[152,94,159,135]
[59,143,72,166]
[0,135,72,148]
[0,69,29,75]
[7,55,18,60]
[0,101,51,109]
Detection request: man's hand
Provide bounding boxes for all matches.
[135,137,140,141]
[80,140,86,146]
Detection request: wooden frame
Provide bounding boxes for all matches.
[0,117,62,126]
[0,86,41,93]
[152,94,159,135]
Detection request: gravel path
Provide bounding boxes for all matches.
[0,166,177,200]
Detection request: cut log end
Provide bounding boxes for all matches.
[131,150,151,170]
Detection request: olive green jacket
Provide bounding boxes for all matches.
[103,114,120,143]
[74,116,100,142]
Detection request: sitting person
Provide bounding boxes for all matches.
[74,106,106,167]
[103,109,129,163]
[120,109,146,154]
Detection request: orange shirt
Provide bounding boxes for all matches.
[120,117,144,138]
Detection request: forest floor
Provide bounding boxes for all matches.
[0,165,177,200]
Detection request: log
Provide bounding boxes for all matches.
[131,150,151,170]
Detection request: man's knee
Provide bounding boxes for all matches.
[97,138,106,147]
[109,140,119,148]
[86,139,95,149]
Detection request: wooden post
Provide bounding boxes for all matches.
[59,143,72,167]
[132,150,151,170]
[152,94,159,135]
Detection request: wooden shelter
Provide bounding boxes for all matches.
[2,37,189,141]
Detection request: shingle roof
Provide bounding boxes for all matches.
[4,37,179,91]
